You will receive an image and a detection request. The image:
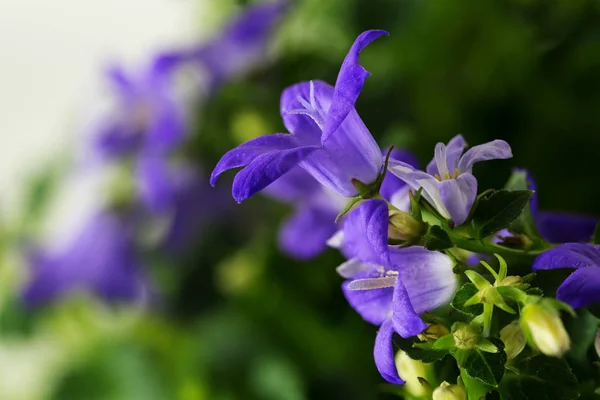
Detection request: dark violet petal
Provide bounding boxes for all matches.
[391,278,427,338]
[263,166,323,204]
[374,319,406,385]
[439,173,478,226]
[426,135,467,176]
[322,30,388,143]
[537,211,598,243]
[210,134,302,186]
[342,199,391,265]
[342,279,393,326]
[278,206,338,260]
[136,157,177,213]
[533,243,600,271]
[457,139,512,173]
[231,145,320,203]
[380,148,420,202]
[556,267,600,309]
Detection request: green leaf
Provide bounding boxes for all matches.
[460,368,492,400]
[451,283,484,316]
[423,225,453,251]
[471,189,534,239]
[393,335,448,363]
[565,309,599,364]
[499,356,579,400]
[454,338,507,387]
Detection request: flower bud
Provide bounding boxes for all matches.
[500,320,526,360]
[432,381,466,400]
[452,323,478,350]
[520,302,570,357]
[497,275,523,287]
[388,210,423,241]
[418,324,451,342]
[395,351,431,397]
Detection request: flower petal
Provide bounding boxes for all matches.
[457,139,512,173]
[426,135,467,176]
[388,185,412,213]
[556,267,600,309]
[533,243,600,271]
[374,319,406,385]
[342,199,391,265]
[389,247,457,314]
[263,166,323,204]
[537,212,598,244]
[231,144,320,203]
[391,278,428,338]
[322,29,388,143]
[136,157,177,213]
[336,257,372,279]
[439,173,478,225]
[278,206,338,260]
[380,148,419,202]
[342,279,393,326]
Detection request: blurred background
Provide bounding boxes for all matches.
[2,0,600,399]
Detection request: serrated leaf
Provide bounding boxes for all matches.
[451,283,484,316]
[393,335,448,363]
[423,225,453,251]
[499,356,579,400]
[454,338,507,387]
[471,190,533,239]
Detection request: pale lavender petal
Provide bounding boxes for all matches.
[336,257,372,279]
[388,185,412,213]
[280,80,331,144]
[533,243,600,271]
[278,206,338,260]
[537,212,598,244]
[342,278,393,326]
[380,148,420,202]
[439,173,478,225]
[342,199,390,265]
[391,278,428,338]
[556,267,600,309]
[374,319,405,385]
[457,139,512,173]
[136,157,176,213]
[415,178,450,220]
[426,135,467,176]
[389,247,456,314]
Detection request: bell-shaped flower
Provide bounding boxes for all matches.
[387,135,512,225]
[23,211,151,306]
[211,30,389,202]
[533,243,600,309]
[337,199,456,384]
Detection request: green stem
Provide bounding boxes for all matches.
[446,231,553,260]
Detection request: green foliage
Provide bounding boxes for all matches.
[423,225,453,251]
[394,335,448,363]
[451,283,484,316]
[453,338,507,388]
[471,190,534,239]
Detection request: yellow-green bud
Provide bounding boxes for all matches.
[418,324,451,342]
[500,320,526,360]
[395,351,431,397]
[520,303,570,357]
[452,323,479,350]
[432,381,466,400]
[497,276,523,287]
[388,210,423,241]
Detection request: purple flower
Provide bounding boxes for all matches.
[211,30,389,202]
[388,135,512,225]
[533,243,600,309]
[23,211,150,306]
[337,199,456,384]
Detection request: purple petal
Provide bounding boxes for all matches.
[457,139,512,173]
[322,29,388,143]
[278,206,338,260]
[210,134,304,185]
[136,157,177,213]
[391,278,428,338]
[380,148,420,202]
[374,319,405,385]
[537,212,598,244]
[388,186,412,213]
[427,135,467,176]
[533,243,600,271]
[439,173,478,225]
[389,247,457,314]
[280,80,331,144]
[556,267,600,309]
[342,199,391,265]
[342,279,393,326]
[263,166,323,204]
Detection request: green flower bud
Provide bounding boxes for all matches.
[520,302,570,357]
[395,351,431,397]
[418,324,451,342]
[497,276,523,287]
[432,381,466,400]
[500,320,526,360]
[452,323,478,350]
[388,210,423,241]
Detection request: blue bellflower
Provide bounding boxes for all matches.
[337,200,456,384]
[388,135,512,225]
[211,30,389,202]
[533,243,600,309]
[23,211,150,306]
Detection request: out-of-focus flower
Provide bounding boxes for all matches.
[336,199,456,384]
[520,301,571,357]
[23,211,150,306]
[500,320,526,360]
[395,351,431,398]
[432,381,466,400]
[388,135,512,225]
[532,243,600,309]
[211,30,389,202]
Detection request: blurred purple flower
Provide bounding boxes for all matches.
[388,135,512,225]
[533,243,600,309]
[211,30,389,202]
[337,199,456,384]
[23,211,150,306]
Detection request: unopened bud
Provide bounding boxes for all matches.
[388,210,423,241]
[395,351,431,397]
[500,320,526,360]
[432,381,466,400]
[418,324,451,342]
[498,276,523,287]
[521,302,570,357]
[452,323,478,350]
